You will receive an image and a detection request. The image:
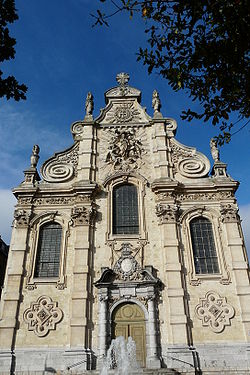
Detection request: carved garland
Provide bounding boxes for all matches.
[23,295,63,337]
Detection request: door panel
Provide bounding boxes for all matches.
[112,303,146,367]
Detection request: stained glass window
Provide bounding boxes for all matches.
[34,222,62,278]
[190,217,219,274]
[113,184,139,234]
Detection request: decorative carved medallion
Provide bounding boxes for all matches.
[155,203,178,223]
[106,127,144,171]
[41,142,79,183]
[195,291,234,333]
[220,204,239,223]
[14,209,31,227]
[23,296,63,337]
[113,243,143,281]
[106,102,141,124]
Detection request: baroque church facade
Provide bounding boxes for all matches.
[0,73,250,374]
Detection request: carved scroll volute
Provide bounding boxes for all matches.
[41,143,79,183]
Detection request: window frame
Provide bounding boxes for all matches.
[26,212,69,289]
[105,174,147,241]
[180,208,231,285]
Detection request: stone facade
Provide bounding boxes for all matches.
[0,73,250,374]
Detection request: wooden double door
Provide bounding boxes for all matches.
[111,303,146,367]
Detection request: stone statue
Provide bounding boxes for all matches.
[85,92,94,117]
[210,138,220,162]
[152,90,161,114]
[30,145,40,168]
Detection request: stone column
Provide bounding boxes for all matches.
[98,294,108,359]
[147,295,161,368]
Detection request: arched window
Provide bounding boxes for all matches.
[34,222,62,278]
[113,184,139,234]
[190,217,219,274]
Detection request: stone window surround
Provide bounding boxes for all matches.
[25,212,70,290]
[180,207,230,286]
[104,174,147,241]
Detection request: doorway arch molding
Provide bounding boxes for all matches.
[95,267,162,369]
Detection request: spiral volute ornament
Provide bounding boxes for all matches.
[178,156,209,178]
[42,162,74,182]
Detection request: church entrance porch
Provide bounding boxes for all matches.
[111,302,146,367]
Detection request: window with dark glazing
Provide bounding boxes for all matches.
[190,217,219,274]
[113,184,139,234]
[34,222,62,277]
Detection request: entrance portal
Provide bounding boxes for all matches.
[111,303,146,367]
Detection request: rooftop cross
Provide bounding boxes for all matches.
[116,72,130,86]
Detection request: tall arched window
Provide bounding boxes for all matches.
[34,222,62,278]
[190,217,219,274]
[113,184,139,234]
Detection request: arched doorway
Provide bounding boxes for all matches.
[111,302,146,367]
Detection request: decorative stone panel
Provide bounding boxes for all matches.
[71,206,95,226]
[195,291,235,333]
[23,295,63,337]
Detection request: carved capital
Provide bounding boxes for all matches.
[70,206,96,226]
[155,203,178,223]
[195,291,234,333]
[14,209,32,227]
[220,204,239,223]
[23,295,63,337]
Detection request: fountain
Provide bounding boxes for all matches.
[100,336,142,375]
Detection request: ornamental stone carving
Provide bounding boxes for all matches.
[41,142,79,183]
[155,203,178,223]
[170,139,210,179]
[23,295,63,337]
[113,243,143,281]
[106,128,144,171]
[220,204,239,223]
[106,102,141,124]
[85,91,94,118]
[71,206,95,226]
[210,138,220,162]
[195,291,235,333]
[14,209,31,227]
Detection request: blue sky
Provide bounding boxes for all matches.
[0,0,249,250]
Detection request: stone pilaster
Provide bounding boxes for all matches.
[221,204,250,340]
[0,209,31,370]
[157,203,188,346]
[69,204,95,359]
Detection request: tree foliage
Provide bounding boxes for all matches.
[93,0,250,144]
[0,0,27,101]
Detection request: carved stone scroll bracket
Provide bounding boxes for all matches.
[220,204,240,223]
[155,203,179,224]
[195,291,235,333]
[13,209,32,228]
[23,295,63,337]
